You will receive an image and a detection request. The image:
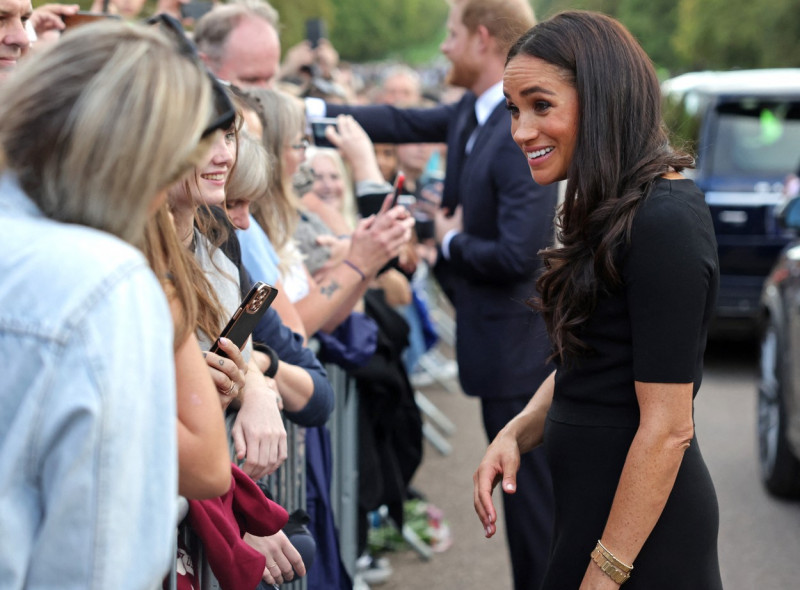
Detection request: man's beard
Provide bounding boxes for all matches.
[445,58,479,90]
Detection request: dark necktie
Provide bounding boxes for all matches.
[441,102,479,211]
[460,107,479,156]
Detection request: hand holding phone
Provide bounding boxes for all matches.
[305,18,327,49]
[62,11,119,29]
[180,1,213,21]
[209,282,278,358]
[390,172,406,208]
[309,116,338,148]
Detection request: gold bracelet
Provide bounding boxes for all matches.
[596,540,633,572]
[591,542,633,585]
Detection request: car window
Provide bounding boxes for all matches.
[710,100,800,179]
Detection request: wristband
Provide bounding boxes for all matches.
[343,259,366,281]
[253,342,279,378]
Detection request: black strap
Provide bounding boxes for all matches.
[253,342,279,378]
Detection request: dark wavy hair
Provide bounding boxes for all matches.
[506,11,694,363]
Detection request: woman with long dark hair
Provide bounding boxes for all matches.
[473,11,723,589]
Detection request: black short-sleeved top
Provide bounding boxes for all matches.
[551,178,719,427]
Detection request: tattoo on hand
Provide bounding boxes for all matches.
[320,280,340,299]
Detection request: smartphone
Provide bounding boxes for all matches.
[208,282,278,358]
[305,18,327,49]
[180,1,214,21]
[390,171,406,208]
[309,116,338,148]
[62,11,120,29]
[356,171,406,219]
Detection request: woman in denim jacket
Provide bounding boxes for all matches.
[0,21,218,590]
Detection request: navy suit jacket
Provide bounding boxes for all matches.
[328,94,557,399]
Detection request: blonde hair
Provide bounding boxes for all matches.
[238,87,304,253]
[226,131,271,209]
[305,146,358,230]
[0,20,213,246]
[450,0,536,55]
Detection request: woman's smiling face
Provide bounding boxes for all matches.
[195,128,236,207]
[503,54,579,186]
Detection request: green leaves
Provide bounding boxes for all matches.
[270,0,447,63]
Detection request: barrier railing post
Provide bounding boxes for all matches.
[326,363,360,580]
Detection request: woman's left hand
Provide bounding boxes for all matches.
[204,337,247,409]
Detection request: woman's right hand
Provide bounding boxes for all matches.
[473,371,556,539]
[203,337,247,409]
[473,429,523,539]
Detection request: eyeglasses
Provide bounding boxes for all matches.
[147,13,236,139]
[291,139,310,151]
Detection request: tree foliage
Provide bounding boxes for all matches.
[672,0,800,70]
[270,0,334,48]
[31,0,800,72]
[271,0,447,63]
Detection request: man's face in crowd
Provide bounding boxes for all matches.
[0,0,32,82]
[440,3,482,91]
[380,73,420,106]
[213,16,280,89]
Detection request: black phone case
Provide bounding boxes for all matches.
[209,282,278,358]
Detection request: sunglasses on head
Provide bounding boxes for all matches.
[146,13,236,139]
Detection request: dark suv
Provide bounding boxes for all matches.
[662,69,800,332]
[757,195,800,497]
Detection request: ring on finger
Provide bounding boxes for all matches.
[223,380,236,395]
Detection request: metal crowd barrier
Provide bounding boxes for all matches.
[167,361,360,590]
[325,362,360,581]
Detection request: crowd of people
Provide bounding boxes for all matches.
[1,1,725,590]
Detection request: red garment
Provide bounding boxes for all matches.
[187,464,289,590]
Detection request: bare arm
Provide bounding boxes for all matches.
[293,255,369,334]
[251,348,314,414]
[580,381,694,590]
[293,204,414,334]
[376,268,412,307]
[473,370,555,537]
[174,332,231,499]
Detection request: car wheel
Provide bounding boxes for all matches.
[757,318,800,497]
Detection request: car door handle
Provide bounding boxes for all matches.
[719,210,748,225]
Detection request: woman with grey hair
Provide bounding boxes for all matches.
[0,19,223,589]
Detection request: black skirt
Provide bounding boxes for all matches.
[540,415,723,590]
